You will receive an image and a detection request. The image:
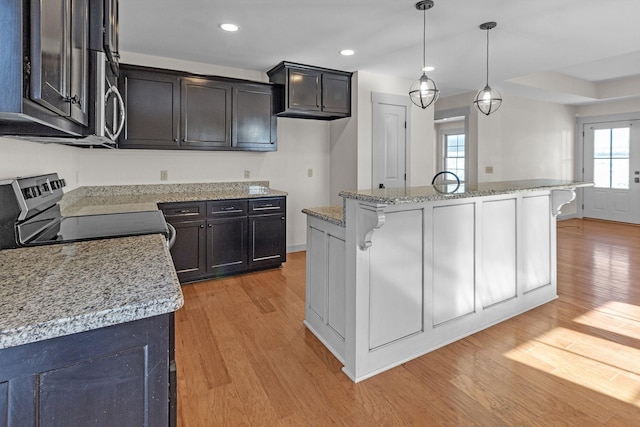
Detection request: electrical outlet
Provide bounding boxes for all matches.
[160,170,168,181]
[485,166,494,174]
[244,169,251,179]
[307,168,313,178]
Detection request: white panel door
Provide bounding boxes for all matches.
[372,94,409,190]
[583,121,640,223]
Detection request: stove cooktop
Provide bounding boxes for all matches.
[28,210,169,245]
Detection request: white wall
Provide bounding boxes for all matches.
[0,53,332,250]
[437,92,576,182]
[0,138,81,190]
[328,70,436,205]
[575,98,640,117]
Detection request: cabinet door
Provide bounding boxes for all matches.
[30,0,71,118]
[233,84,276,151]
[249,214,286,269]
[119,69,180,148]
[181,78,231,149]
[287,68,321,112]
[69,0,89,125]
[322,73,350,115]
[207,217,248,276]
[169,219,207,282]
[0,315,170,427]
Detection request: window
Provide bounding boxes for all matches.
[444,131,465,182]
[593,127,630,189]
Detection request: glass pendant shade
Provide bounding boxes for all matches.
[474,21,501,116]
[410,73,439,109]
[473,84,502,116]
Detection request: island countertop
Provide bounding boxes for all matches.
[339,179,592,205]
[0,234,184,350]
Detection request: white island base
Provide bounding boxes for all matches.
[304,182,582,382]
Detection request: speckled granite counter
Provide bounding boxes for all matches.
[302,206,345,226]
[339,179,591,205]
[61,181,287,216]
[0,234,183,350]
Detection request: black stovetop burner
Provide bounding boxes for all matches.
[0,173,169,250]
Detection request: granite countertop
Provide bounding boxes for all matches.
[302,206,345,226]
[339,179,592,205]
[61,181,288,216]
[0,234,183,350]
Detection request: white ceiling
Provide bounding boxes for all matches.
[120,0,640,105]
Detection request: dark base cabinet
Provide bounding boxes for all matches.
[0,314,175,427]
[161,196,286,283]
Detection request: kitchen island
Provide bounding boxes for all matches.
[0,234,183,425]
[303,180,590,382]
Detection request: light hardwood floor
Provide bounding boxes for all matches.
[175,218,640,426]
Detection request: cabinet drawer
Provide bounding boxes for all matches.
[249,197,285,215]
[160,202,205,220]
[207,200,248,217]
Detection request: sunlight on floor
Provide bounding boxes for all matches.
[504,301,640,407]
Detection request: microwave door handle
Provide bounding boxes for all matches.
[104,86,126,141]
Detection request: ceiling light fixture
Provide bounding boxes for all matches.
[409,0,439,109]
[340,49,355,56]
[473,22,502,116]
[219,23,239,32]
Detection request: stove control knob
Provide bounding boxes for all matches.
[22,188,32,199]
[32,186,41,196]
[60,179,66,187]
[51,181,59,190]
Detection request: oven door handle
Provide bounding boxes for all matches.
[167,223,177,249]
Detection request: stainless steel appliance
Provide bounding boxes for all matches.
[0,173,173,250]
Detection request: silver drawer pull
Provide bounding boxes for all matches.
[222,206,237,211]
[177,209,191,213]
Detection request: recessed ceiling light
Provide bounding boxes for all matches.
[340,49,355,56]
[422,66,435,72]
[220,23,239,32]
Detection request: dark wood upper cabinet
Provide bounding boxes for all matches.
[233,84,277,150]
[181,78,232,149]
[118,65,276,151]
[118,68,181,149]
[29,0,89,126]
[267,61,353,120]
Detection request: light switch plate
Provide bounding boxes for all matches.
[160,170,168,181]
[485,166,494,174]
[244,170,251,179]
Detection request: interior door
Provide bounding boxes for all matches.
[583,120,640,223]
[372,93,409,189]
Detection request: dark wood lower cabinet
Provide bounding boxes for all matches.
[0,314,175,427]
[207,217,248,276]
[249,213,286,269]
[170,219,207,282]
[161,196,286,283]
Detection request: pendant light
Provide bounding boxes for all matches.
[409,0,439,109]
[473,22,502,115]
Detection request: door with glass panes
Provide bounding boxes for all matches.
[583,121,640,223]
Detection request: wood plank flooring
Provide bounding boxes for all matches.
[175,218,640,426]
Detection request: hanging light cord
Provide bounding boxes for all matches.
[485,27,490,87]
[422,7,426,72]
